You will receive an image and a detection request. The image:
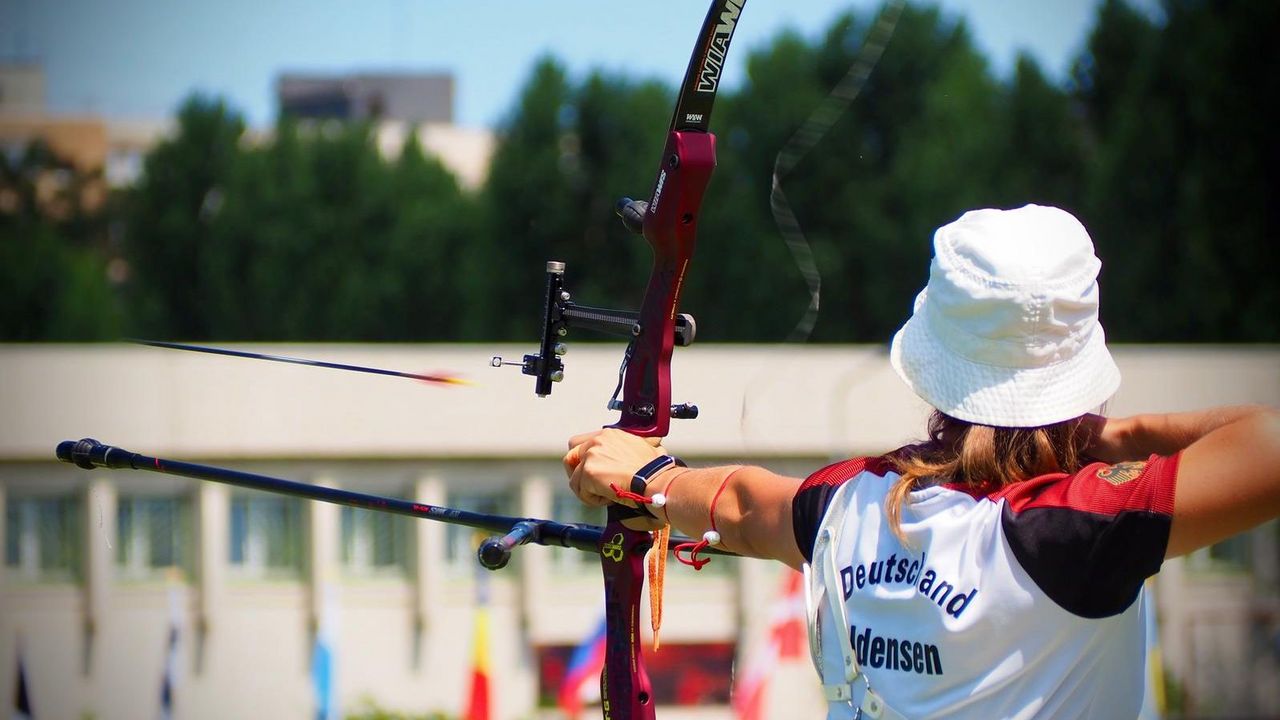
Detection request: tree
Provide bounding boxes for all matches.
[479,58,672,340]
[1076,0,1279,341]
[0,140,120,340]
[121,96,245,339]
[386,132,481,340]
[119,98,481,341]
[701,4,1022,342]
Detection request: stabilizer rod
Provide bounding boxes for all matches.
[55,438,734,566]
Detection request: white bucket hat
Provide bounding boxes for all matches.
[889,204,1120,427]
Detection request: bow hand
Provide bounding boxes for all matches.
[566,430,669,530]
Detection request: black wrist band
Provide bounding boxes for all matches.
[630,455,686,518]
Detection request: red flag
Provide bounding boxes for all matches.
[772,571,806,660]
[464,572,491,720]
[463,636,490,720]
[732,570,806,720]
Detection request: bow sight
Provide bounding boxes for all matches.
[490,206,699,422]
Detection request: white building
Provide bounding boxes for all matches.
[1,344,1277,719]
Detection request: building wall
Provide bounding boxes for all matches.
[277,73,454,125]
[0,65,45,114]
[0,115,108,171]
[374,121,495,190]
[0,66,487,190]
[0,114,113,214]
[1,344,1277,718]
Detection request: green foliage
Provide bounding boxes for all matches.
[6,0,1276,342]
[0,141,121,339]
[116,97,480,341]
[121,95,246,338]
[1076,0,1280,341]
[345,697,454,720]
[0,223,120,340]
[480,57,671,338]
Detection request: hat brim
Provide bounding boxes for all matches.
[889,301,1121,427]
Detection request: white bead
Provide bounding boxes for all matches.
[650,493,666,507]
[703,530,721,545]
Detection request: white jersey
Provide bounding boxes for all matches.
[791,453,1179,720]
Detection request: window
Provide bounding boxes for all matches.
[116,495,192,581]
[340,505,409,578]
[229,494,303,579]
[549,493,604,574]
[5,495,82,583]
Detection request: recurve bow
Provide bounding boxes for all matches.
[491,1,747,716]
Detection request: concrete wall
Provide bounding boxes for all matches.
[1,344,1277,718]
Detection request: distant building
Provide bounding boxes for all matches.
[275,71,492,189]
[374,120,494,191]
[277,72,454,124]
[0,64,171,190]
[1,66,492,192]
[0,64,45,114]
[2,345,1279,719]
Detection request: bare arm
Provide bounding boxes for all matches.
[1087,406,1280,558]
[565,429,805,568]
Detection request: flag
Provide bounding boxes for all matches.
[1138,583,1165,720]
[558,614,608,720]
[159,586,183,720]
[463,566,491,720]
[13,639,33,720]
[160,625,178,720]
[312,584,340,720]
[732,569,806,720]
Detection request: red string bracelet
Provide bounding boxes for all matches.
[610,483,649,505]
[673,466,743,571]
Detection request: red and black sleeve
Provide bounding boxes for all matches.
[994,454,1180,618]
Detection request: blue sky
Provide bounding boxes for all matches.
[1,0,1154,130]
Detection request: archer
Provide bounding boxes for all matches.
[566,204,1280,720]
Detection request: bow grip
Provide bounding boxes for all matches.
[609,129,717,439]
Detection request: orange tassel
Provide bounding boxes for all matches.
[648,525,669,651]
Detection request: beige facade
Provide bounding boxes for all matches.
[0,65,46,114]
[374,121,495,191]
[0,65,492,191]
[0,110,491,192]
[1,344,1277,718]
[0,114,110,172]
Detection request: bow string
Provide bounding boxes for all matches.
[494,3,747,717]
